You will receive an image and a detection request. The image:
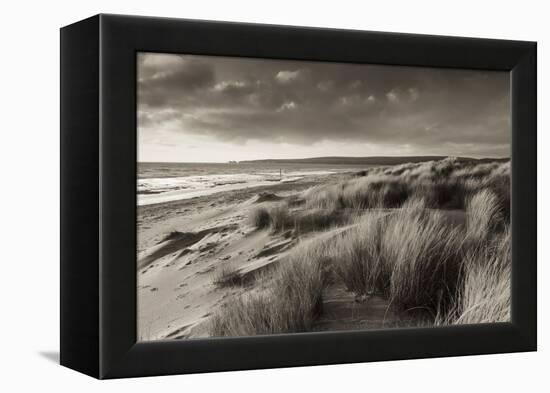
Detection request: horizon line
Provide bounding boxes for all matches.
[137,154,511,165]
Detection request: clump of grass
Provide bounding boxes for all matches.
[249,206,271,229]
[249,203,349,234]
[306,178,412,210]
[209,294,274,336]
[430,156,461,178]
[454,162,499,180]
[286,195,305,208]
[379,180,411,207]
[332,212,388,295]
[466,189,503,244]
[209,240,329,337]
[329,197,465,313]
[293,208,348,234]
[437,228,511,324]
[384,208,465,313]
[268,203,291,232]
[483,174,511,221]
[304,184,343,210]
[457,229,511,324]
[431,180,468,209]
[213,263,242,288]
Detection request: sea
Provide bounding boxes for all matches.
[137,162,370,206]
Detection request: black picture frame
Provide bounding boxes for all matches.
[60,14,537,379]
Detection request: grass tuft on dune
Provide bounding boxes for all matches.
[249,203,350,234]
[210,240,329,336]
[437,227,511,325]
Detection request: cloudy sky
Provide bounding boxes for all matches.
[138,52,510,163]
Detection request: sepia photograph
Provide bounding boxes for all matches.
[137,52,511,341]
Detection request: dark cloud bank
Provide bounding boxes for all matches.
[138,52,510,160]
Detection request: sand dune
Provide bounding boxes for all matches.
[137,158,507,341]
[137,178,316,340]
[138,196,467,340]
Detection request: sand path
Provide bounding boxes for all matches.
[313,284,399,331]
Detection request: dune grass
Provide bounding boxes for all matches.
[212,158,511,336]
[249,203,350,234]
[383,208,464,313]
[331,212,387,296]
[210,240,330,336]
[329,198,466,313]
[249,206,271,229]
[437,228,511,325]
[303,158,509,212]
[465,189,503,244]
[213,262,243,288]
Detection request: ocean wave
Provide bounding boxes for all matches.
[137,170,336,206]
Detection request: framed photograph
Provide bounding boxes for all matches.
[60,14,536,379]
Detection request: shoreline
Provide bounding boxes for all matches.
[137,169,356,206]
[137,173,342,250]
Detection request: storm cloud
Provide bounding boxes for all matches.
[138,52,510,162]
